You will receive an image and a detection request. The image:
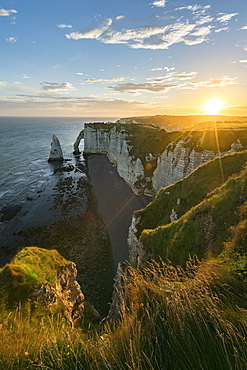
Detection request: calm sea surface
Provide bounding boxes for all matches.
[0,116,116,210]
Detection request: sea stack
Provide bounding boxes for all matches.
[48,134,63,162]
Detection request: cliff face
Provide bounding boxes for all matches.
[84,123,243,197]
[152,140,243,193]
[152,142,216,193]
[84,124,146,194]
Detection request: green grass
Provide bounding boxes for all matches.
[0,247,70,309]
[140,165,247,266]
[135,150,247,237]
[1,256,246,369]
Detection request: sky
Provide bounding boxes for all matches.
[0,0,247,117]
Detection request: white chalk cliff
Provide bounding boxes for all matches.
[48,134,63,162]
[84,124,147,194]
[84,123,243,197]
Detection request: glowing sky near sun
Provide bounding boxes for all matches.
[0,0,246,117]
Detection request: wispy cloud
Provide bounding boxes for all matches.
[64,6,237,50]
[66,17,112,40]
[40,82,76,92]
[108,82,178,93]
[0,81,8,87]
[187,76,238,88]
[151,0,166,8]
[216,13,238,24]
[239,60,247,63]
[108,74,238,94]
[57,23,72,28]
[0,8,17,16]
[215,27,229,33]
[241,26,247,30]
[147,71,197,83]
[80,77,125,84]
[6,37,17,43]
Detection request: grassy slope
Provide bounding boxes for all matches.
[141,163,247,266]
[136,150,247,236]
[0,247,70,308]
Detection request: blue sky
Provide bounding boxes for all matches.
[0,0,246,117]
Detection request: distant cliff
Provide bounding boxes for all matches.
[84,122,244,196]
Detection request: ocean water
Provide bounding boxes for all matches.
[0,116,115,210]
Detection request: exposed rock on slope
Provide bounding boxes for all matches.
[0,247,89,326]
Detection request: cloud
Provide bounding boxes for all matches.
[116,15,124,20]
[66,17,112,40]
[40,82,76,92]
[57,23,72,28]
[108,82,178,93]
[151,0,166,8]
[64,6,237,50]
[175,5,211,12]
[22,74,29,79]
[216,13,238,23]
[239,60,247,63]
[76,72,84,75]
[241,26,247,30]
[80,77,125,83]
[215,27,229,33]
[0,81,8,87]
[148,71,197,83]
[6,37,17,43]
[0,8,17,16]
[188,76,238,88]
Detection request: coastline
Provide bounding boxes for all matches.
[0,158,114,316]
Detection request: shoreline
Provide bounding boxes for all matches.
[0,158,114,316]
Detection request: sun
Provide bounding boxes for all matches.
[203,99,224,115]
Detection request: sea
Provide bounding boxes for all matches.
[0,116,116,212]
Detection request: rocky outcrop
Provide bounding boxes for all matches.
[152,139,243,193]
[73,130,84,155]
[48,134,63,162]
[107,262,129,323]
[32,261,85,326]
[84,124,147,195]
[152,141,216,193]
[128,213,142,264]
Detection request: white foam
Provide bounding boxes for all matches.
[0,189,13,198]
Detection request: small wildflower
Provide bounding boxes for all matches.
[24,351,29,356]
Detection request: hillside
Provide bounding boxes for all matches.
[135,150,247,235]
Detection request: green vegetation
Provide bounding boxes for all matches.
[0,253,247,369]
[136,150,247,236]
[141,167,247,266]
[0,247,69,308]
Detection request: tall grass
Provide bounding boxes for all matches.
[0,258,246,369]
